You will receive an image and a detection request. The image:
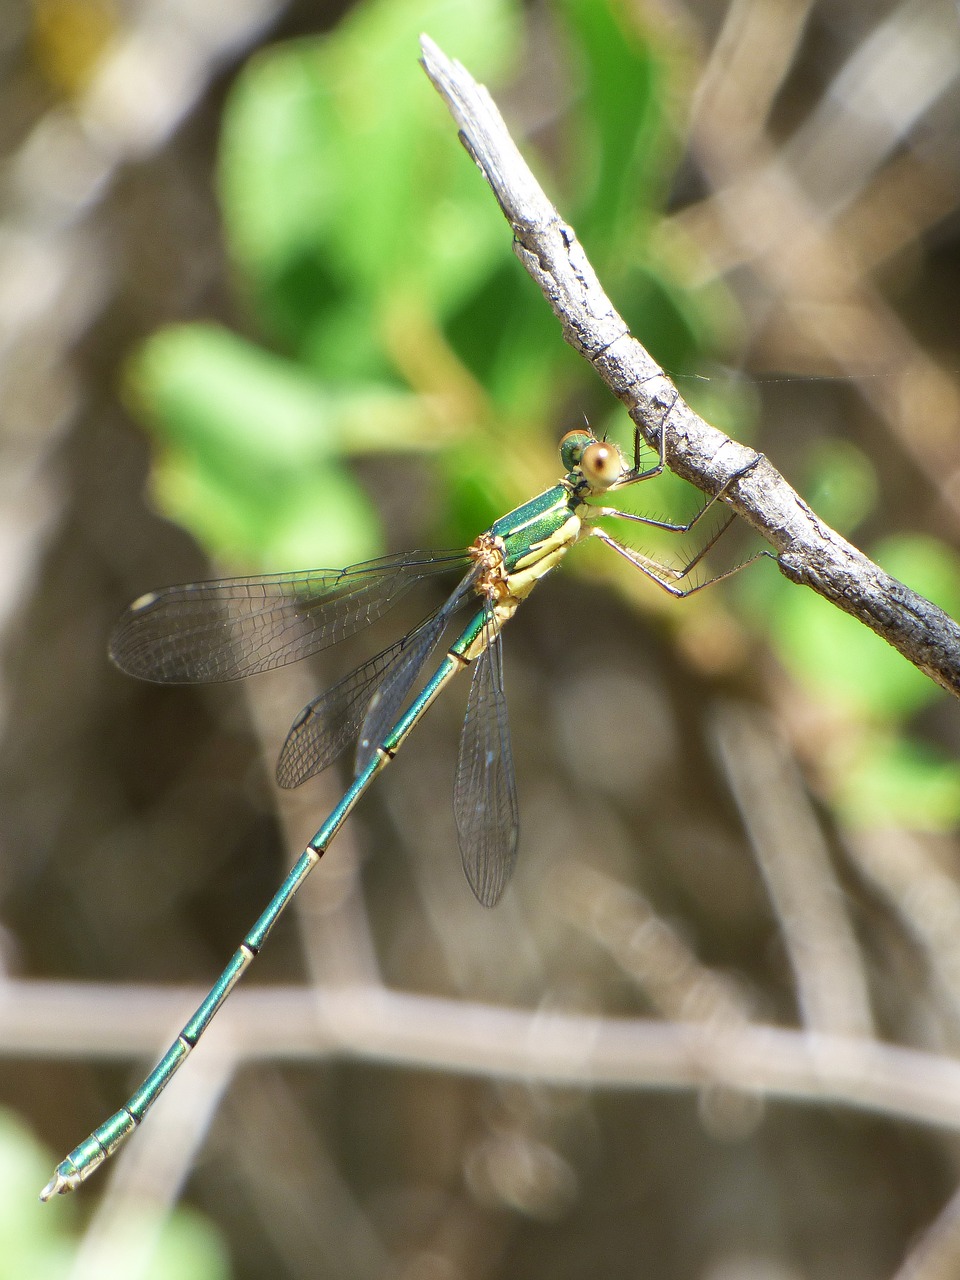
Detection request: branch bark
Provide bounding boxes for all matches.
[13,979,960,1136]
[419,34,960,701]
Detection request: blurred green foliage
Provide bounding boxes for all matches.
[1,1110,230,1280]
[127,0,731,568]
[126,0,960,830]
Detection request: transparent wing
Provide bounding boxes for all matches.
[277,598,450,788]
[109,550,471,684]
[354,571,478,774]
[275,637,408,789]
[454,604,519,907]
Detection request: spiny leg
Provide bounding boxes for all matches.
[612,388,764,541]
[597,390,751,572]
[592,525,772,598]
[593,454,771,594]
[594,453,764,578]
[615,388,681,486]
[600,498,738,540]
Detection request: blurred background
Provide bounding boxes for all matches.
[4,0,960,1276]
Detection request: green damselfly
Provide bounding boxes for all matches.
[41,408,760,1199]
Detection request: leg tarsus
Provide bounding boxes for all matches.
[609,447,763,532]
[600,384,766,597]
[619,388,681,485]
[592,527,772,599]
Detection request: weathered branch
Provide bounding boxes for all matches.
[12,979,960,1136]
[419,34,960,700]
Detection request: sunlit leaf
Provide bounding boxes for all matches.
[131,325,384,567]
[151,445,382,572]
[218,0,519,368]
[558,0,673,250]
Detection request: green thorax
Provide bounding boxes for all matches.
[490,484,578,571]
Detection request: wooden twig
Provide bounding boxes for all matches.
[12,979,960,1136]
[419,34,960,701]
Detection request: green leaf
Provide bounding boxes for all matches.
[131,324,351,468]
[129,324,386,567]
[127,0,747,571]
[150,447,382,571]
[218,0,519,367]
[130,323,441,463]
[558,0,672,252]
[0,1111,76,1280]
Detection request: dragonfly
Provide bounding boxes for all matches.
[41,408,760,1199]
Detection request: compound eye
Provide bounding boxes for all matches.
[559,428,593,473]
[580,441,622,489]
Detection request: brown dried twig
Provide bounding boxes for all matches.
[419,34,960,701]
[13,979,960,1134]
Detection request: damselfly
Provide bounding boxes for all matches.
[41,408,760,1198]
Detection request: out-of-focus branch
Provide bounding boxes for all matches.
[674,0,960,534]
[711,702,874,1038]
[418,34,960,702]
[14,979,960,1135]
[551,862,750,1027]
